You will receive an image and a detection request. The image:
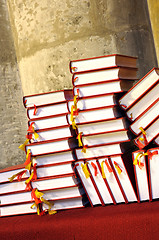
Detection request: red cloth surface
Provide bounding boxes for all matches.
[1,201,159,240]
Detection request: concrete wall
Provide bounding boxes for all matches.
[0,0,158,168]
[147,0,159,64]
[7,0,157,96]
[0,0,27,169]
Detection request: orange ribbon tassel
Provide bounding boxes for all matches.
[105,160,113,173]
[8,170,27,182]
[114,161,122,174]
[91,162,98,176]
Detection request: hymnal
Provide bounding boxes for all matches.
[75,141,130,161]
[0,196,87,217]
[28,125,72,143]
[0,165,29,184]
[132,150,150,202]
[35,162,74,179]
[31,150,75,167]
[81,130,131,147]
[130,99,159,135]
[0,186,84,206]
[126,83,159,121]
[119,68,159,110]
[70,54,137,74]
[27,102,68,120]
[0,174,78,196]
[25,137,77,156]
[74,160,103,206]
[67,106,123,125]
[67,93,122,112]
[97,158,126,203]
[28,114,69,131]
[23,89,73,108]
[76,117,129,136]
[109,155,137,202]
[147,148,159,200]
[73,79,135,98]
[72,67,137,86]
[134,118,159,149]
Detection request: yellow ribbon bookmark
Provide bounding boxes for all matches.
[18,139,29,151]
[114,161,122,175]
[81,163,91,179]
[101,161,106,179]
[77,132,83,147]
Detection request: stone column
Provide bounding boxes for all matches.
[0,0,27,168]
[6,0,157,96]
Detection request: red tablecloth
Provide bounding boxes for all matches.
[1,201,159,240]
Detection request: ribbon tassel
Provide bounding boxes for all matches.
[77,132,83,147]
[91,162,98,176]
[81,163,91,179]
[114,161,122,174]
[101,161,106,179]
[8,170,27,182]
[18,139,29,151]
[105,160,113,173]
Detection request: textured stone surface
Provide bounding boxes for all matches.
[7,0,157,95]
[0,0,27,169]
[147,0,159,65]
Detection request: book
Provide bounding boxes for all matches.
[67,93,123,112]
[86,159,116,205]
[28,114,69,131]
[75,141,131,161]
[0,173,78,196]
[70,54,137,74]
[27,102,69,120]
[119,68,159,110]
[134,117,159,149]
[28,125,72,143]
[108,155,138,202]
[67,106,123,125]
[0,164,29,184]
[74,160,103,206]
[125,83,159,121]
[0,196,88,217]
[72,67,137,86]
[132,150,150,202]
[23,89,73,108]
[97,158,126,203]
[147,148,159,200]
[31,150,75,167]
[76,117,129,136]
[130,99,159,135]
[25,137,78,156]
[0,185,84,206]
[32,174,79,192]
[35,162,74,179]
[81,130,131,147]
[73,79,135,98]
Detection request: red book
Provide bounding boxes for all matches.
[132,150,150,202]
[119,68,159,111]
[23,89,73,108]
[70,54,137,74]
[147,148,159,200]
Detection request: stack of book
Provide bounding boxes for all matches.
[119,68,159,202]
[1,54,158,218]
[0,90,89,217]
[68,54,139,206]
